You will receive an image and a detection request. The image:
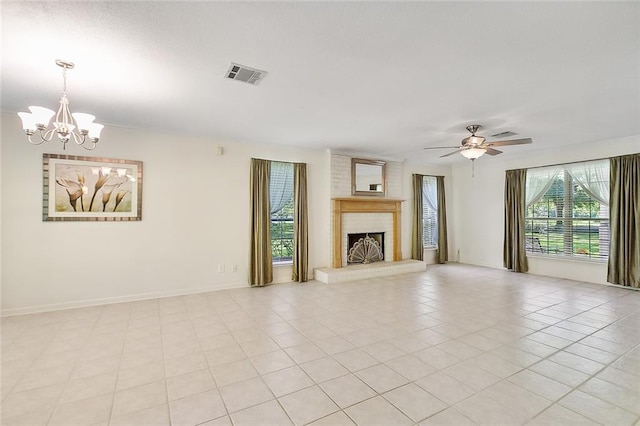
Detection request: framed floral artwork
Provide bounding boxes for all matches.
[43,154,143,221]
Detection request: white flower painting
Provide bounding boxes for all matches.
[43,154,142,221]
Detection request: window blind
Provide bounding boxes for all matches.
[422,176,438,248]
[270,162,294,263]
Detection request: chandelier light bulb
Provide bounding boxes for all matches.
[17,112,37,132]
[71,113,96,132]
[53,121,75,131]
[16,60,103,150]
[87,123,104,140]
[29,106,55,128]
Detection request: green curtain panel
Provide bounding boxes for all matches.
[503,169,529,272]
[608,153,640,288]
[292,163,309,282]
[411,174,424,261]
[249,158,273,286]
[436,176,448,264]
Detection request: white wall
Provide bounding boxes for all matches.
[449,135,639,284]
[2,109,636,315]
[0,113,331,315]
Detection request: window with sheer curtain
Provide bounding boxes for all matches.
[422,176,438,248]
[270,161,294,263]
[525,159,609,261]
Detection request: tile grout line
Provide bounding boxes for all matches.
[45,305,107,426]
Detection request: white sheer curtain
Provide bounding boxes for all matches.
[270,161,293,214]
[422,176,438,211]
[566,160,609,205]
[526,167,560,207]
[567,159,610,258]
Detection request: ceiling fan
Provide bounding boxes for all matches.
[424,124,533,160]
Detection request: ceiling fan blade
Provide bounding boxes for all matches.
[485,147,503,156]
[424,146,462,150]
[485,138,532,147]
[439,149,463,158]
[490,131,517,138]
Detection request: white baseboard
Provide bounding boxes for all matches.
[0,282,247,317]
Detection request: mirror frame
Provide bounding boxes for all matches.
[351,158,386,196]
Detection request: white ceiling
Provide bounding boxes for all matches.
[2,1,639,163]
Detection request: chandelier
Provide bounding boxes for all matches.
[18,60,103,150]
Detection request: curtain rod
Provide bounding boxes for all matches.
[251,157,304,165]
[413,173,444,178]
[506,154,623,172]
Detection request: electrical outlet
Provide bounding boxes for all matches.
[218,264,225,273]
[232,264,238,273]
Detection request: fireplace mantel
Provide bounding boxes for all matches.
[332,198,404,268]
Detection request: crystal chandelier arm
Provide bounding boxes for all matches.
[24,126,57,145]
[70,130,86,146]
[22,126,56,145]
[26,134,47,145]
[40,127,56,142]
[80,140,98,150]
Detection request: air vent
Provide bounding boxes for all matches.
[225,62,267,85]
[491,131,518,138]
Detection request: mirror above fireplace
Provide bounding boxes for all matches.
[351,158,386,196]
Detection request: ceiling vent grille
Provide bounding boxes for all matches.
[491,131,518,138]
[225,63,267,85]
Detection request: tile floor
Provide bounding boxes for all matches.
[2,264,640,426]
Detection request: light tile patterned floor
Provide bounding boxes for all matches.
[2,264,640,426]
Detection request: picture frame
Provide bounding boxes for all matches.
[43,153,143,221]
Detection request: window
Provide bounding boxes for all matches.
[422,176,438,248]
[270,162,294,263]
[525,160,609,261]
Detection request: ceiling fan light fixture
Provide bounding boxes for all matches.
[424,123,533,165]
[460,147,487,160]
[468,135,485,145]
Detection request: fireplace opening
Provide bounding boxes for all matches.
[347,232,384,264]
